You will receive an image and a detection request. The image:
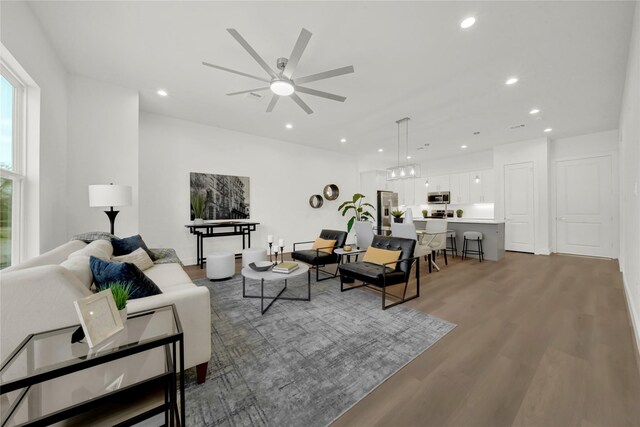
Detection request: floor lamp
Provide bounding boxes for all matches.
[88,184,132,235]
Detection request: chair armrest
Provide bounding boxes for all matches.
[293,240,316,251]
[381,255,419,280]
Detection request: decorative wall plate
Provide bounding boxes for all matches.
[323,184,339,200]
[309,195,324,208]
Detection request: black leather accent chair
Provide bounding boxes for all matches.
[291,229,348,281]
[338,235,420,310]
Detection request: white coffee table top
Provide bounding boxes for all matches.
[241,262,309,281]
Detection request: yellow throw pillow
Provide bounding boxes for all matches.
[363,247,402,270]
[311,237,337,254]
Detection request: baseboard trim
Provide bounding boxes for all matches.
[622,273,640,376]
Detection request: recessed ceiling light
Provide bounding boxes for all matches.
[505,77,518,85]
[340,138,347,143]
[406,156,412,159]
[544,128,553,132]
[157,89,168,96]
[460,17,476,29]
[378,148,383,152]
[461,145,468,149]
[285,123,293,129]
[529,108,540,115]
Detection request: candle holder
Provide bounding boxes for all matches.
[273,248,279,264]
[268,242,273,262]
[279,245,285,263]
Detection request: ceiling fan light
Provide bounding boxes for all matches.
[270,80,295,96]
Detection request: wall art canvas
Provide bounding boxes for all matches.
[190,172,250,220]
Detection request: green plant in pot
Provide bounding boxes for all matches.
[456,209,464,218]
[98,281,135,324]
[391,210,405,223]
[338,193,375,233]
[191,191,206,224]
[421,209,428,218]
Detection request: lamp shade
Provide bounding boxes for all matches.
[89,184,132,208]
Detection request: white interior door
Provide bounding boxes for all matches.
[504,162,535,252]
[556,156,612,257]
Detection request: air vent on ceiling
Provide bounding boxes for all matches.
[510,124,526,129]
[244,92,264,102]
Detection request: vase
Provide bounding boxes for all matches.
[393,218,404,223]
[194,218,204,225]
[119,307,128,325]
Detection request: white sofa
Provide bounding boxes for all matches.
[1,239,212,383]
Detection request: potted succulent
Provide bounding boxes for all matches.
[391,210,405,223]
[98,281,135,324]
[191,191,206,224]
[338,193,375,233]
[456,209,464,218]
[421,209,428,218]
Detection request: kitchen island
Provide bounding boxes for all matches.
[413,218,505,261]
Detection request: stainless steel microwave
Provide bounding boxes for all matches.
[427,191,450,204]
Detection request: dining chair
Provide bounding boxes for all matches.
[425,219,448,271]
[390,222,432,270]
[353,221,374,250]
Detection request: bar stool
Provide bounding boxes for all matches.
[446,230,457,258]
[462,231,484,262]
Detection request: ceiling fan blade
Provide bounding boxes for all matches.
[283,28,312,79]
[290,93,313,114]
[226,87,270,96]
[202,62,270,83]
[295,86,346,102]
[294,65,355,85]
[227,28,278,79]
[266,94,280,112]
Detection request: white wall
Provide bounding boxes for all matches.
[1,1,68,254]
[494,138,550,254]
[139,112,359,265]
[549,129,620,257]
[619,2,640,355]
[66,76,139,238]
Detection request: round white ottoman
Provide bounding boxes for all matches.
[206,252,235,280]
[242,248,268,268]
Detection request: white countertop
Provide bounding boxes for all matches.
[412,218,505,224]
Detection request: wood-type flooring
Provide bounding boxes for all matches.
[185,251,640,427]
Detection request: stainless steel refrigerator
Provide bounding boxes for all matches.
[376,190,398,235]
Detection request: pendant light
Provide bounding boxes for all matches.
[386,117,421,181]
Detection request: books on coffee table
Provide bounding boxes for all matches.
[273,262,300,274]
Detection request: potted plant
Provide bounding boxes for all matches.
[191,191,206,224]
[456,209,463,218]
[98,281,135,324]
[391,210,405,223]
[421,209,428,218]
[338,193,375,233]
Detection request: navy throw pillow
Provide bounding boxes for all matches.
[90,256,162,300]
[112,234,156,260]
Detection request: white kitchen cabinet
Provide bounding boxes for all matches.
[449,172,470,204]
[426,174,450,192]
[414,178,428,205]
[469,170,494,203]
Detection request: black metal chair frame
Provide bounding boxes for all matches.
[446,233,458,258]
[292,241,342,282]
[462,236,484,262]
[339,256,421,310]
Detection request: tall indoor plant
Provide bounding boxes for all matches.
[191,191,206,224]
[338,193,375,233]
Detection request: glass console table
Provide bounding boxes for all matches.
[0,305,184,426]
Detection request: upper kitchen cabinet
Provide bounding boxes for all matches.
[469,170,494,203]
[426,174,450,192]
[450,172,470,204]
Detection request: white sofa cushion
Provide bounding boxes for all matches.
[3,240,87,273]
[60,255,93,290]
[69,239,113,260]
[112,248,154,271]
[143,264,193,291]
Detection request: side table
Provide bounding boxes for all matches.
[0,305,184,426]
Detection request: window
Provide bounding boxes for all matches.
[1,65,25,269]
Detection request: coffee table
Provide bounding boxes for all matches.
[241,262,311,314]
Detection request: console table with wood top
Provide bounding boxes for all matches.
[185,221,260,268]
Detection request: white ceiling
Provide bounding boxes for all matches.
[28,1,635,162]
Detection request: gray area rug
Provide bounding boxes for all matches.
[184,272,455,427]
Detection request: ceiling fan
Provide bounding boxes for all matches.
[202,28,355,115]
